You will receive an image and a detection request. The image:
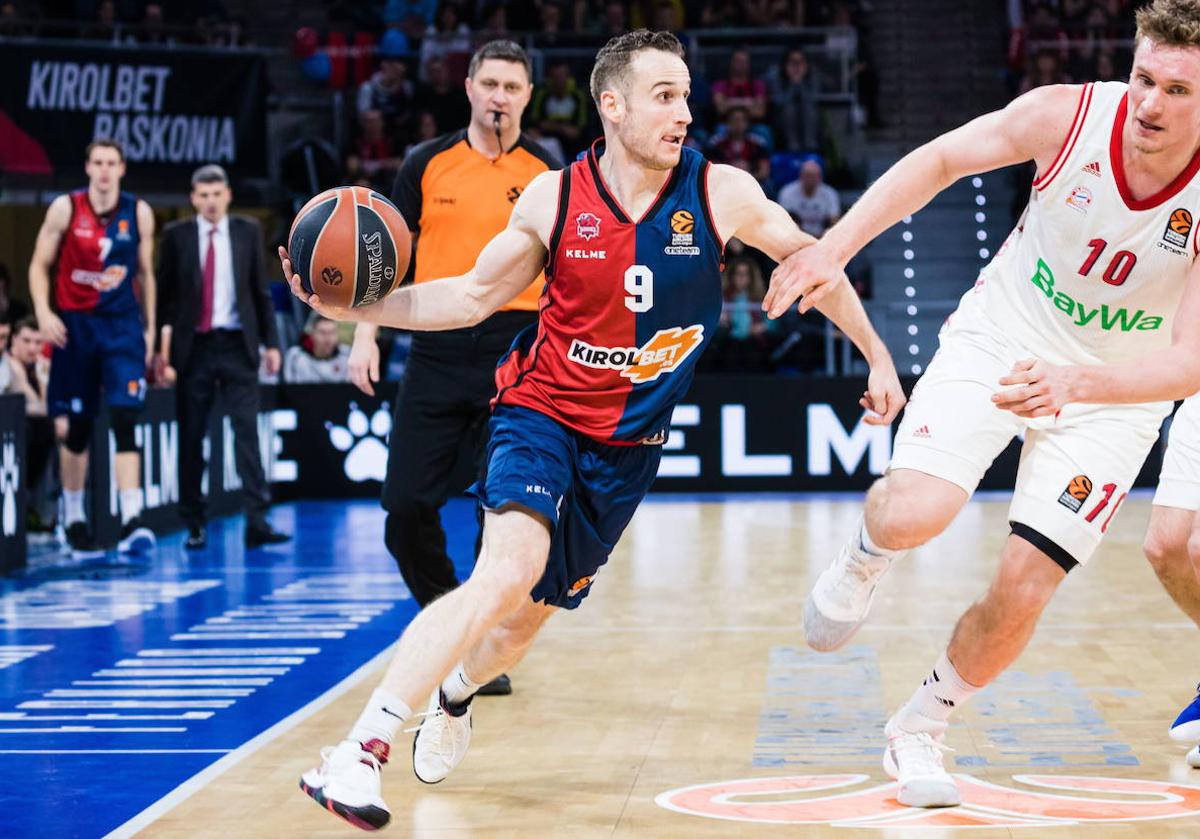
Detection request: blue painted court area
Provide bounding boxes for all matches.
[0,499,480,839]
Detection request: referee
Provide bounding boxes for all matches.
[349,40,560,696]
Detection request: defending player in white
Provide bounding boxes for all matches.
[767,0,1200,807]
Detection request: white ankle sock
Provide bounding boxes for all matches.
[857,517,907,562]
[64,489,85,525]
[348,688,411,746]
[892,651,981,736]
[119,489,143,524]
[441,662,483,706]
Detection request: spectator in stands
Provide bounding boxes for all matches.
[416,56,471,132]
[702,0,742,27]
[82,0,121,42]
[285,315,352,383]
[708,107,771,185]
[357,34,417,140]
[3,317,54,533]
[353,109,405,184]
[407,111,439,154]
[419,2,472,78]
[538,0,567,42]
[592,0,628,36]
[0,2,27,38]
[713,48,767,120]
[1019,48,1071,93]
[134,2,173,45]
[0,319,10,394]
[768,48,819,153]
[745,0,803,27]
[712,257,770,371]
[0,265,29,324]
[1095,48,1118,81]
[386,0,439,42]
[530,60,588,159]
[478,3,510,39]
[777,158,840,238]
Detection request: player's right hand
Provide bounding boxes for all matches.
[764,243,845,318]
[278,246,356,323]
[39,310,68,348]
[349,333,380,396]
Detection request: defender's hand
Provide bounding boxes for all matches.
[764,243,845,318]
[993,358,1074,418]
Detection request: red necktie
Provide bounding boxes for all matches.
[198,226,216,333]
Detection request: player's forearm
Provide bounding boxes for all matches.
[1067,353,1200,404]
[353,321,380,344]
[28,264,51,315]
[140,271,157,336]
[812,277,890,367]
[357,274,491,331]
[821,143,955,266]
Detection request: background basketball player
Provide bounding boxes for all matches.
[765,0,1200,808]
[281,30,904,830]
[28,139,157,557]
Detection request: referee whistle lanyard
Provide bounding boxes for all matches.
[491,111,504,164]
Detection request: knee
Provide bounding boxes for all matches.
[984,576,1055,625]
[866,477,945,550]
[1145,528,1186,576]
[62,415,93,454]
[1186,532,1200,574]
[110,407,141,453]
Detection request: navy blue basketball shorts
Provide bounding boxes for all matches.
[469,405,662,609]
[48,311,147,418]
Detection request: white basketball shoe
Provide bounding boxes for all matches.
[411,689,473,784]
[804,529,896,651]
[882,718,961,808]
[299,738,391,830]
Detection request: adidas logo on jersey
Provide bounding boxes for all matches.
[567,325,705,384]
[1081,161,1102,177]
[913,425,931,438]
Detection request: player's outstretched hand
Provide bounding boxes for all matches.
[993,358,1073,418]
[348,331,380,396]
[764,243,844,318]
[278,246,356,323]
[860,360,906,425]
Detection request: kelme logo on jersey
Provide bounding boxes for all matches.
[1164,208,1193,249]
[1028,258,1163,332]
[568,325,705,384]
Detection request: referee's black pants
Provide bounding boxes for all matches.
[382,310,537,607]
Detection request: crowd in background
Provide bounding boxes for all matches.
[0,0,251,45]
[1009,0,1136,94]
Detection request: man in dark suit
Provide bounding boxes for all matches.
[157,164,288,550]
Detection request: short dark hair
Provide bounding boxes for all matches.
[589,29,684,105]
[85,138,125,163]
[468,39,532,82]
[191,164,229,189]
[12,316,38,336]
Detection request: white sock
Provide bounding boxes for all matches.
[348,687,411,747]
[63,489,85,525]
[858,516,907,562]
[891,651,981,737]
[441,662,483,706]
[119,489,143,524]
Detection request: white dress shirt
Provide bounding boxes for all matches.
[197,215,242,330]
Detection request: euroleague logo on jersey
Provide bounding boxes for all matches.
[1163,208,1194,250]
[568,325,705,384]
[666,209,700,256]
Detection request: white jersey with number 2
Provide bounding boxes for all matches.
[958,81,1200,365]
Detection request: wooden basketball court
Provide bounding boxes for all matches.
[123,495,1200,837]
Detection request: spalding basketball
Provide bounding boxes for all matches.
[288,186,411,309]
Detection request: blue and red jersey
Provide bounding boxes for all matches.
[494,142,724,444]
[54,190,141,316]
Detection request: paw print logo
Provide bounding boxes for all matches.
[326,403,391,482]
[0,436,20,537]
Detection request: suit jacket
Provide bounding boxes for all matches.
[157,214,280,370]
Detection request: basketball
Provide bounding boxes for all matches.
[287,186,411,309]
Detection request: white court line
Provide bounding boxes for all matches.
[104,642,395,839]
[547,621,1200,635]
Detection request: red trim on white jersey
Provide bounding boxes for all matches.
[1034,83,1093,192]
[1110,93,1200,211]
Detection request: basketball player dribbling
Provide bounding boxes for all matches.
[281,30,904,830]
[765,0,1200,808]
